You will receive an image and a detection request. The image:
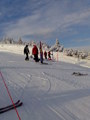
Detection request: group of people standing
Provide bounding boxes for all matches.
[24,44,52,63]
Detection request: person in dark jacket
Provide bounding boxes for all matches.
[32,45,39,62]
[44,51,47,59]
[40,50,43,63]
[48,51,51,60]
[24,45,30,60]
[40,41,43,63]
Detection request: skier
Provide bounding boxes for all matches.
[44,51,47,59]
[32,45,39,62]
[48,51,51,60]
[40,41,43,63]
[24,45,30,61]
[40,51,43,63]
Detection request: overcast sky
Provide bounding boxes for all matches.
[0,0,90,47]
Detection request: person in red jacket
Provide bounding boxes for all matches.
[32,45,39,62]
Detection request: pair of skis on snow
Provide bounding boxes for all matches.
[0,100,22,114]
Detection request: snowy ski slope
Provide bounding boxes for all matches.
[0,51,90,120]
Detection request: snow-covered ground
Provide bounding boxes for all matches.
[0,44,90,120]
[0,44,90,68]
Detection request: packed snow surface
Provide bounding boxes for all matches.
[0,51,90,120]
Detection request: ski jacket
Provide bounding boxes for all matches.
[24,45,30,54]
[32,45,38,55]
[44,51,47,56]
[48,51,51,56]
[48,51,51,59]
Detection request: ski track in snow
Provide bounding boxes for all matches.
[0,52,90,120]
